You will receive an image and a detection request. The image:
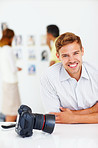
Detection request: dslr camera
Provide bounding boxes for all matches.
[15,105,55,138]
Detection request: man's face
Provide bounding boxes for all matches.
[56,41,84,79]
[47,32,52,41]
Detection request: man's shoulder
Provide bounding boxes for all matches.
[46,62,62,73]
[83,61,98,74]
[41,63,62,80]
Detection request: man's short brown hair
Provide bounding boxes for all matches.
[55,32,82,53]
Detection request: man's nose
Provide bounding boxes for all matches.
[69,55,75,62]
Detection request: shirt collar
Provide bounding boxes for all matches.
[60,64,71,81]
[60,63,89,82]
[81,63,89,80]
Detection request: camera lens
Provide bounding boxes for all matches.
[33,114,55,134]
[33,114,44,130]
[43,114,55,134]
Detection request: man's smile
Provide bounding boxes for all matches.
[68,63,78,68]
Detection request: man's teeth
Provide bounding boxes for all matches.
[69,64,77,67]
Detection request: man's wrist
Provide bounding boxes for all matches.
[91,102,98,113]
[70,114,79,123]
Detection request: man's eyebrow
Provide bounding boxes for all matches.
[61,50,80,55]
[73,50,80,53]
[61,53,69,56]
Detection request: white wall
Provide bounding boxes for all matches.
[0,0,98,113]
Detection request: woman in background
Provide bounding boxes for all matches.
[0,28,21,122]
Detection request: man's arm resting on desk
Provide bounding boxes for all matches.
[50,102,98,124]
[51,109,98,124]
[60,102,98,115]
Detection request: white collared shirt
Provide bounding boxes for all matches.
[40,62,98,113]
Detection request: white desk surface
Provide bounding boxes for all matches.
[0,122,98,148]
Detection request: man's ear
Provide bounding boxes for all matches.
[82,47,84,56]
[56,53,61,61]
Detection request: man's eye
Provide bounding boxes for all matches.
[63,55,68,57]
[74,52,79,55]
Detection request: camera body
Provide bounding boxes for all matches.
[15,105,55,138]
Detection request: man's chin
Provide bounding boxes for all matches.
[66,68,80,75]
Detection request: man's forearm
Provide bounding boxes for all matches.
[72,102,98,115]
[73,113,98,124]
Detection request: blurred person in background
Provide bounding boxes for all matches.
[46,24,60,66]
[0,28,22,122]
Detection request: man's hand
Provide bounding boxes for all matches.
[50,108,75,124]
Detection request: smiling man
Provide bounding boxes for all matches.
[40,32,98,124]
